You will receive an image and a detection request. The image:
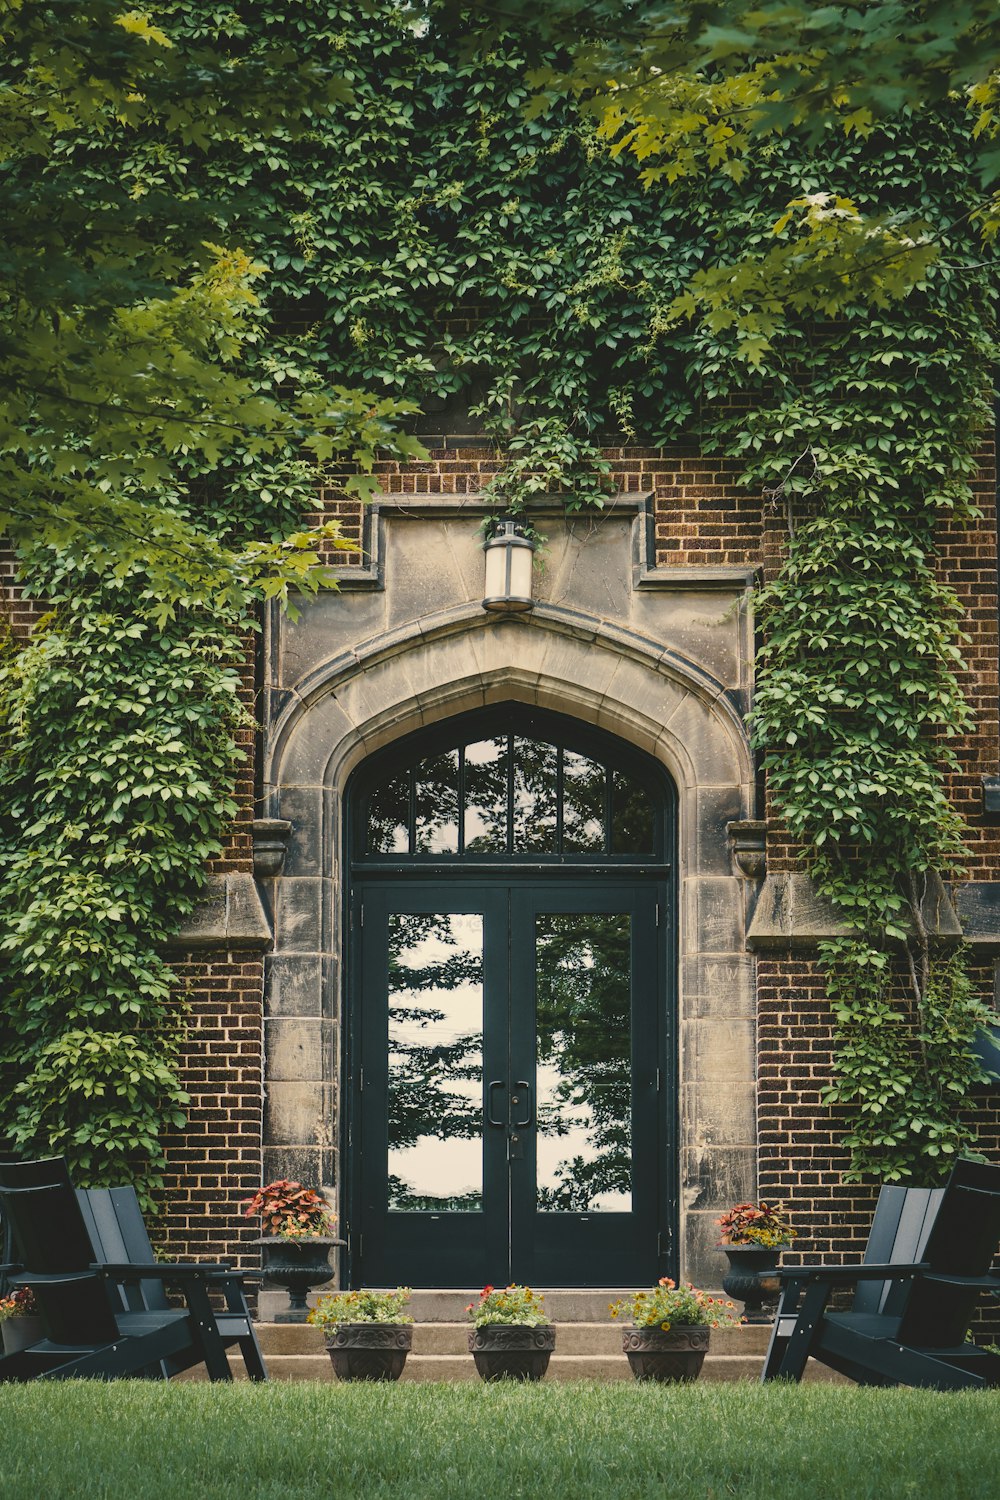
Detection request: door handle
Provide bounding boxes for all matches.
[486,1080,505,1127]
[511,1081,532,1128]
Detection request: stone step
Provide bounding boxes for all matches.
[259,1288,739,1325]
[254,1322,773,1358]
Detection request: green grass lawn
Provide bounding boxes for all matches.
[0,1381,996,1499]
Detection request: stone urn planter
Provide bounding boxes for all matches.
[611,1278,739,1383]
[622,1324,710,1382]
[468,1323,556,1382]
[323,1322,413,1382]
[243,1179,341,1322]
[1,1315,44,1356]
[308,1287,414,1381]
[720,1247,782,1324]
[256,1237,341,1322]
[716,1202,796,1323]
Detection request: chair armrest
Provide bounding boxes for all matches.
[0,1263,22,1275]
[93,1261,242,1281]
[777,1262,928,1285]
[922,1272,1000,1289]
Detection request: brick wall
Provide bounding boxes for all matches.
[0,540,46,642]
[158,949,265,1269]
[3,432,999,1285]
[756,949,1000,1335]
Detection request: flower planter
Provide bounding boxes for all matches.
[1,1315,44,1356]
[468,1323,556,1382]
[256,1236,341,1322]
[720,1246,782,1323]
[323,1322,412,1382]
[622,1325,709,1382]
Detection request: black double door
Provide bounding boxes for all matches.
[351,879,672,1287]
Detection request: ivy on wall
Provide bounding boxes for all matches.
[1,1,997,1188]
[0,571,246,1197]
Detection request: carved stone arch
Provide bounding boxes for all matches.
[261,606,757,1290]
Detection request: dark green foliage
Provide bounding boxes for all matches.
[0,582,245,1195]
[2,0,996,1190]
[0,0,420,605]
[741,288,997,1179]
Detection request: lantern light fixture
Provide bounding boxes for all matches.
[482,518,536,613]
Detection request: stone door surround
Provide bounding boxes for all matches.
[259,494,759,1287]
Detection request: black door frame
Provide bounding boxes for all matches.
[343,705,678,1288]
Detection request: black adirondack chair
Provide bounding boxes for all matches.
[76,1184,267,1381]
[761,1157,1000,1388]
[0,1157,266,1382]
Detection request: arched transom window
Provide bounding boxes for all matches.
[358,710,665,861]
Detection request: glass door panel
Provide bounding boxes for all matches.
[509,885,662,1287]
[358,887,508,1288]
[535,913,633,1213]
[387,912,484,1212]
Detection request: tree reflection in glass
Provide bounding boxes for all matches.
[387,912,484,1212]
[366,732,656,860]
[367,772,409,854]
[611,770,654,854]
[535,914,632,1212]
[512,736,558,851]
[414,749,459,854]
[562,752,606,852]
[464,738,508,852]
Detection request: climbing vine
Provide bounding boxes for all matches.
[0,572,246,1196]
[2,2,997,1189]
[744,355,997,1179]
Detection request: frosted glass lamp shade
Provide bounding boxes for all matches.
[482,521,535,613]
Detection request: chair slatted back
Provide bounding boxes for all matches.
[76,1188,171,1315]
[0,1158,120,1345]
[898,1158,1000,1347]
[854,1185,946,1317]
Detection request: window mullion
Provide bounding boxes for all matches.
[458,745,466,856]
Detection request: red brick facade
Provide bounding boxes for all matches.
[3,437,999,1295]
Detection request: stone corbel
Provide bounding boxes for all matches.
[727,820,766,881]
[253,818,293,878]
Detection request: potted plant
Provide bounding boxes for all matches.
[241,1179,342,1322]
[610,1278,739,1382]
[0,1286,42,1356]
[308,1287,413,1382]
[717,1200,797,1322]
[466,1284,555,1382]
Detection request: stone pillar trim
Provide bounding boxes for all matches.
[262,496,761,1291]
[170,873,273,952]
[746,870,964,949]
[328,492,654,593]
[953,882,1000,949]
[631,495,759,591]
